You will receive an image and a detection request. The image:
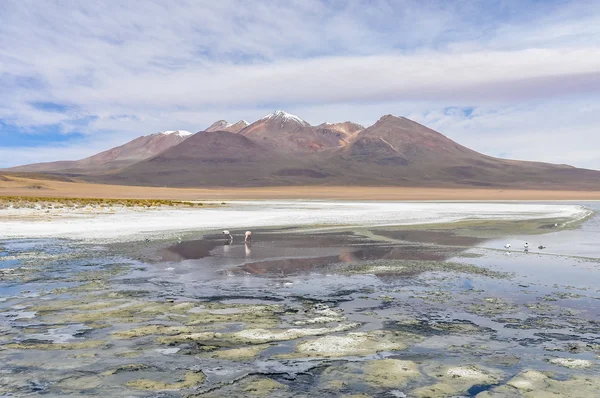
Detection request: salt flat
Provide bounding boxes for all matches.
[0,201,590,241]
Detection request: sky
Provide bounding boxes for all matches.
[1,0,600,169]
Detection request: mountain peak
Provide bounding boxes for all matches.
[316,121,364,140]
[378,114,404,122]
[158,130,193,137]
[206,120,231,131]
[261,110,309,126]
[206,119,248,133]
[230,120,249,129]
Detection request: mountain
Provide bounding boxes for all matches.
[239,111,348,153]
[342,115,476,166]
[7,111,600,189]
[205,120,249,133]
[331,115,599,188]
[105,130,329,187]
[7,130,193,174]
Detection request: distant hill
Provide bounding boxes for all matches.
[7,111,600,190]
[7,131,192,174]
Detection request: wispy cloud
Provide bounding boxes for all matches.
[1,0,600,168]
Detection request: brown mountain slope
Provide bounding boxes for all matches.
[328,115,600,189]
[205,120,249,133]
[8,131,192,174]
[315,121,364,147]
[8,112,600,189]
[342,115,478,166]
[317,121,364,136]
[239,111,346,153]
[100,130,330,187]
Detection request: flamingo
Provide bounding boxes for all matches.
[222,230,233,242]
[245,231,252,242]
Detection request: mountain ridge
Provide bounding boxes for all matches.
[6,111,600,190]
[7,130,192,174]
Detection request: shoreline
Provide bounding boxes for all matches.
[0,200,591,242]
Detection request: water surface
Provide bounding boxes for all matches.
[1,202,600,397]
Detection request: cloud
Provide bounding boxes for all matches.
[1,0,600,168]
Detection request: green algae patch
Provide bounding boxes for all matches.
[468,297,519,317]
[158,323,360,346]
[242,378,289,395]
[338,259,510,279]
[411,364,503,398]
[283,330,421,358]
[363,359,422,388]
[2,340,105,350]
[126,370,206,390]
[102,363,151,376]
[54,301,203,325]
[478,370,600,398]
[113,325,206,339]
[208,344,271,360]
[52,266,129,294]
[70,301,131,312]
[156,331,218,345]
[185,304,282,328]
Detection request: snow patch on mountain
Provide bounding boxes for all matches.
[261,110,309,126]
[158,130,193,137]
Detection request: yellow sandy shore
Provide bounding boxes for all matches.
[2,175,600,201]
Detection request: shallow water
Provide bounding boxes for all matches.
[1,203,600,397]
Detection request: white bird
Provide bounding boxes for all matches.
[524,242,529,252]
[222,230,233,242]
[245,230,252,242]
[504,244,511,249]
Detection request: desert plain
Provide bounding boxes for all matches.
[3,173,600,201]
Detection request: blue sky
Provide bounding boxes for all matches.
[1,0,600,168]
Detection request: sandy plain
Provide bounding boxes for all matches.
[2,174,600,201]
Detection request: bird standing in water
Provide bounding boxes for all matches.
[524,242,529,252]
[222,230,233,242]
[245,231,252,242]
